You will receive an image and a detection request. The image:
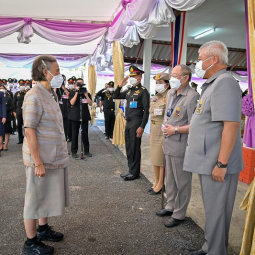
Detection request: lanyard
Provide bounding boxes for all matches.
[166,94,182,117]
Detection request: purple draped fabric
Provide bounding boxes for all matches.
[243,0,255,148]
[0,17,108,45]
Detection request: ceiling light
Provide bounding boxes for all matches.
[194,28,215,40]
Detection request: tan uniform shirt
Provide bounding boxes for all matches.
[163,85,199,157]
[149,90,168,124]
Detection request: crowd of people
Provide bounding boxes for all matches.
[0,40,246,255]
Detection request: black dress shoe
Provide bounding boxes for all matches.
[164,217,184,228]
[188,249,207,255]
[72,153,78,158]
[105,136,109,139]
[149,189,161,195]
[123,174,140,181]
[17,141,23,144]
[120,173,130,178]
[37,225,64,242]
[156,209,173,217]
[148,187,153,192]
[85,152,92,157]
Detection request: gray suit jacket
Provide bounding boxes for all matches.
[184,70,244,175]
[163,85,199,157]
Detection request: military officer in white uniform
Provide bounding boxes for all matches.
[184,41,244,255]
[155,65,199,228]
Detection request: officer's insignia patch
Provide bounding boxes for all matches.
[155,73,161,80]
[135,90,140,94]
[163,96,166,102]
[17,93,20,97]
[174,107,181,118]
[142,87,146,89]
[196,99,203,114]
[130,67,133,72]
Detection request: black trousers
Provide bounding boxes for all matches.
[104,109,115,138]
[125,119,142,177]
[17,113,24,142]
[68,119,72,140]
[63,118,68,140]
[71,120,89,154]
[11,115,17,132]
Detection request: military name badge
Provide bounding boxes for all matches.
[17,93,20,97]
[135,90,140,94]
[82,99,88,104]
[154,109,163,116]
[174,107,181,118]
[196,99,203,114]
[163,96,166,103]
[62,95,68,99]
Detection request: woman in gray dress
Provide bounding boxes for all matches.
[22,55,69,255]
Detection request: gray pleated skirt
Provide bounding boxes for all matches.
[23,166,70,219]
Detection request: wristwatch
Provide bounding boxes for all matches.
[174,126,178,135]
[216,160,228,168]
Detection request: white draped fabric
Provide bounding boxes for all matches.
[165,0,205,11]
[0,55,90,68]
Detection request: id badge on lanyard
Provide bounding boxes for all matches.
[130,99,137,108]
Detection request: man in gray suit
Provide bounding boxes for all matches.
[156,64,199,227]
[184,41,244,255]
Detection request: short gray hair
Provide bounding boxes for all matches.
[177,64,192,81]
[199,40,228,65]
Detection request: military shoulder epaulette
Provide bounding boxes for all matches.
[141,86,146,90]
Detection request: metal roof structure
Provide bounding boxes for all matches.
[123,40,247,71]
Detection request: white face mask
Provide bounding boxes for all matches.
[9,84,13,88]
[129,77,138,86]
[108,88,115,92]
[69,85,74,90]
[13,84,17,88]
[195,56,213,79]
[0,89,5,93]
[32,84,36,88]
[155,83,167,94]
[25,86,30,91]
[170,76,186,90]
[20,86,25,91]
[47,71,63,89]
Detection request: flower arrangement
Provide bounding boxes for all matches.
[242,94,254,117]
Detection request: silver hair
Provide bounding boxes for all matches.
[40,55,57,71]
[199,40,228,65]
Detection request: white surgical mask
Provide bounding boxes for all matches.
[0,89,5,93]
[20,86,25,91]
[129,77,138,86]
[170,76,186,90]
[195,56,213,79]
[69,85,74,90]
[108,88,115,92]
[47,71,63,89]
[155,83,167,94]
[9,84,13,88]
[13,84,17,88]
[25,86,30,91]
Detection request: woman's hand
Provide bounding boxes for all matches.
[35,164,46,178]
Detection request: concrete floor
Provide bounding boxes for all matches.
[98,118,249,255]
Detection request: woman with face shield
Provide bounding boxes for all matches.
[148,73,170,195]
[21,55,69,255]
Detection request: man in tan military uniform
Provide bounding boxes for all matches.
[156,65,199,228]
